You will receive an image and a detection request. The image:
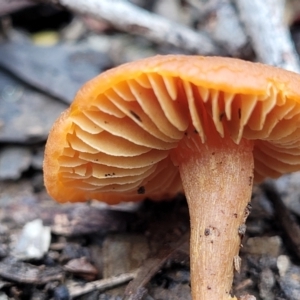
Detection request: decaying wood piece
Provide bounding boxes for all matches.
[235,0,300,72]
[40,0,223,56]
[0,259,63,284]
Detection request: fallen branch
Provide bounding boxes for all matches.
[234,0,300,72]
[35,0,224,56]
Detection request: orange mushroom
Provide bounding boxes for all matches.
[44,55,300,300]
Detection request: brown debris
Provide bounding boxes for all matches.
[63,257,98,281]
[2,199,133,236]
[0,258,64,284]
[124,232,189,300]
[50,204,133,236]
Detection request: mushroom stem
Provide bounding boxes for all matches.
[178,137,254,300]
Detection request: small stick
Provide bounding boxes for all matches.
[68,270,138,298]
[37,0,223,56]
[235,0,300,72]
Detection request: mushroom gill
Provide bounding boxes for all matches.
[46,64,300,203]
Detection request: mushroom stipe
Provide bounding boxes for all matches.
[44,55,300,300]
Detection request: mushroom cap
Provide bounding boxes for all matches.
[44,55,300,204]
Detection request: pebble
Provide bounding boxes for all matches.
[277,255,291,277]
[13,219,51,260]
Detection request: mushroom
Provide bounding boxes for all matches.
[44,55,300,300]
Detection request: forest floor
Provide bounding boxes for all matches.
[1,1,300,299]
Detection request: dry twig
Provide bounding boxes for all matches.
[235,0,300,72]
[35,0,223,56]
[68,270,138,298]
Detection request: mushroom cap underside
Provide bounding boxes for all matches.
[44,55,300,204]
